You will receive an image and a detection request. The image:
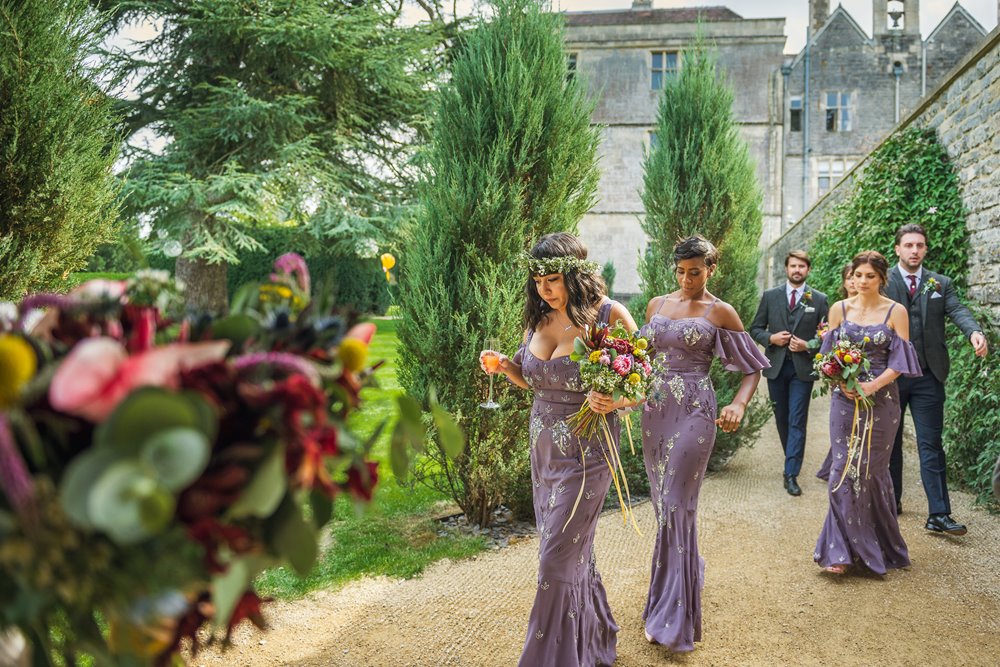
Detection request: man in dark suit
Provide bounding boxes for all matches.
[889,223,988,535]
[751,250,829,496]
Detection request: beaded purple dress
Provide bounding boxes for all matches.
[638,299,768,651]
[512,301,619,667]
[813,303,921,574]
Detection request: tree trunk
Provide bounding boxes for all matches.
[176,256,228,315]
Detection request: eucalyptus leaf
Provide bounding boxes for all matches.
[267,495,318,576]
[390,422,411,481]
[210,313,260,350]
[139,427,210,491]
[96,388,214,454]
[88,462,169,545]
[59,448,122,528]
[227,443,287,519]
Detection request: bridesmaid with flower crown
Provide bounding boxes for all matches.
[638,236,768,652]
[481,232,636,667]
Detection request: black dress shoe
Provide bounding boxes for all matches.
[925,514,967,536]
[896,500,902,516]
[784,475,802,496]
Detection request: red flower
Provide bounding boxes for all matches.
[607,338,632,354]
[290,425,340,497]
[186,518,255,573]
[225,591,268,641]
[612,354,632,376]
[345,460,379,501]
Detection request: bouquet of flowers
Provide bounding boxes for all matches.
[0,255,435,666]
[807,320,830,350]
[566,321,653,532]
[812,334,875,491]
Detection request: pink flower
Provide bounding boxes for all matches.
[271,253,311,296]
[612,355,632,376]
[49,337,230,422]
[599,353,611,366]
[643,361,652,375]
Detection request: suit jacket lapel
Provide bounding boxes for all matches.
[918,273,930,327]
[789,284,808,332]
[888,270,907,304]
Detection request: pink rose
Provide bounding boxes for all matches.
[49,337,230,422]
[612,355,632,376]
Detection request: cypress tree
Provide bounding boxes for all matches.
[397,0,601,526]
[0,0,120,299]
[638,38,769,466]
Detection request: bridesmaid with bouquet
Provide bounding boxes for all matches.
[481,232,636,667]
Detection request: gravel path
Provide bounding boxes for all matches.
[198,401,1000,666]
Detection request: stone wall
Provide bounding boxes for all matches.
[769,25,1000,322]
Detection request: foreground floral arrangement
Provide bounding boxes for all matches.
[0,255,437,665]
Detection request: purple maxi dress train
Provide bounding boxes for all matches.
[638,299,768,651]
[813,303,921,574]
[514,301,620,667]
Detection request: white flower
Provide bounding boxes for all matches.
[927,206,938,214]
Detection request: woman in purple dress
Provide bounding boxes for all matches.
[483,232,637,667]
[817,262,859,482]
[638,236,768,652]
[814,251,921,575]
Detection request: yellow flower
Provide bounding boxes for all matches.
[588,350,602,363]
[628,372,641,385]
[380,253,396,271]
[0,334,37,407]
[339,338,369,372]
[635,338,648,350]
[815,353,823,360]
[863,336,870,343]
[843,354,853,363]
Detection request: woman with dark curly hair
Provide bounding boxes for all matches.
[481,232,636,667]
[638,235,768,652]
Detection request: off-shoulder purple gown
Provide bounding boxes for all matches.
[513,301,619,667]
[813,303,921,574]
[638,299,768,651]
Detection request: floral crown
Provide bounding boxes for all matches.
[521,254,601,276]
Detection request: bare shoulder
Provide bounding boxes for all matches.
[609,300,639,331]
[645,295,666,323]
[711,300,745,332]
[828,299,844,325]
[888,300,908,326]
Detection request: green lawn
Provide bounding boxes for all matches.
[255,317,487,599]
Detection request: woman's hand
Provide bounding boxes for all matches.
[587,391,619,415]
[479,350,512,375]
[839,382,860,400]
[715,403,745,432]
[858,380,880,398]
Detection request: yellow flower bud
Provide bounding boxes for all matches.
[588,350,602,363]
[628,372,641,385]
[0,335,37,407]
[339,338,369,373]
[863,336,870,343]
[815,353,823,360]
[635,338,648,350]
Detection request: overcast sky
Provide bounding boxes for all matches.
[556,1,998,52]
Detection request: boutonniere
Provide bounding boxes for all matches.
[802,290,813,303]
[920,277,941,296]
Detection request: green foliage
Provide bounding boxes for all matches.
[637,37,767,467]
[147,226,394,314]
[397,0,601,525]
[806,127,968,297]
[0,0,120,299]
[602,260,617,297]
[943,310,1000,511]
[103,0,445,308]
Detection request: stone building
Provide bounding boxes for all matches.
[563,1,990,295]
[780,0,988,230]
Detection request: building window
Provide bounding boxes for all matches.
[789,97,802,132]
[824,92,851,132]
[567,52,577,79]
[817,158,852,195]
[651,50,679,90]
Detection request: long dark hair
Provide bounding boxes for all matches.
[839,261,854,299]
[523,232,607,331]
[850,250,890,293]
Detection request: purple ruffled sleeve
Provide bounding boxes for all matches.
[887,333,923,377]
[713,329,770,373]
[512,342,526,366]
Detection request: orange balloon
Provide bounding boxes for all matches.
[380,253,396,271]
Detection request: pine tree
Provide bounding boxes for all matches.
[639,38,769,466]
[0,0,120,299]
[396,0,601,526]
[100,0,445,311]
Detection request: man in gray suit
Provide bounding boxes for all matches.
[751,250,829,496]
[889,223,988,535]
